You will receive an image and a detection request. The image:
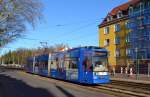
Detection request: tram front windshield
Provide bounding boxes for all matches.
[92,53,108,72]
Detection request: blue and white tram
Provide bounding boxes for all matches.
[26,46,110,84]
[49,46,110,84]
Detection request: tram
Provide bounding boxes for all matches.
[26,46,110,84]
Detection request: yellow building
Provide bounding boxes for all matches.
[98,1,135,71]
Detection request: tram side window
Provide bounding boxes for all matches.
[35,62,38,67]
[69,50,79,69]
[28,61,32,67]
[27,61,33,69]
[38,61,42,69]
[43,61,48,69]
[58,57,64,69]
[50,59,57,69]
[69,59,78,69]
[64,58,70,70]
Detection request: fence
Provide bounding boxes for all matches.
[110,60,150,80]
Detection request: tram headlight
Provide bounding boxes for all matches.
[94,72,108,75]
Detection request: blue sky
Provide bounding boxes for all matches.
[1,0,128,55]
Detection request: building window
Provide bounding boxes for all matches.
[129,21,136,28]
[117,11,122,18]
[140,2,144,11]
[126,35,131,43]
[129,6,133,15]
[142,16,146,24]
[115,49,120,57]
[114,24,121,32]
[148,16,150,24]
[148,1,150,7]
[104,27,109,34]
[115,37,120,44]
[126,49,132,56]
[125,22,130,29]
[104,39,110,46]
[107,15,112,22]
[108,51,110,57]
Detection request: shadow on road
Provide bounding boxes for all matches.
[55,85,75,97]
[0,74,56,97]
[0,67,6,73]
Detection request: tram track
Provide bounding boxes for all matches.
[91,85,149,97]
[92,80,150,97]
[21,71,150,97]
[37,74,150,97]
[111,80,150,91]
[42,77,150,97]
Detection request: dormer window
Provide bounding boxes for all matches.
[129,6,133,15]
[140,2,144,11]
[107,15,112,22]
[117,11,122,18]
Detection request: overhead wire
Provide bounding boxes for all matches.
[25,18,103,31]
[0,18,103,52]
[16,19,101,42]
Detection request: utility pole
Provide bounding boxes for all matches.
[135,48,139,80]
[148,63,150,77]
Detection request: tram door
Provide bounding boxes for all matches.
[82,54,93,83]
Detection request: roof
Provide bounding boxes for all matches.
[110,0,139,16]
[99,0,140,28]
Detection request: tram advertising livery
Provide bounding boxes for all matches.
[26,46,110,84]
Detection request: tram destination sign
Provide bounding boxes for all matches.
[94,52,107,56]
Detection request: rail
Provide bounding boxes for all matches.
[92,80,150,97]
[26,72,150,97]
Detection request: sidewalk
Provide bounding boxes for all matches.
[110,73,150,84]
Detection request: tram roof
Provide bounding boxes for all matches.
[28,46,108,59]
[67,46,107,52]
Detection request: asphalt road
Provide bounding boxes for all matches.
[0,68,115,97]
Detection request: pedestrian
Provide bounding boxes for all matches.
[113,67,115,76]
[130,67,133,76]
[121,67,123,74]
[125,67,128,75]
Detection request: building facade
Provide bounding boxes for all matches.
[128,0,150,59]
[128,0,150,74]
[98,0,146,72]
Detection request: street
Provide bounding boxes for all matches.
[0,68,114,97]
[1,0,150,97]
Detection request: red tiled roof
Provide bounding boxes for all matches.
[110,0,140,16]
[99,0,140,28]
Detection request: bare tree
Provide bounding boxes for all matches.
[0,0,43,47]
